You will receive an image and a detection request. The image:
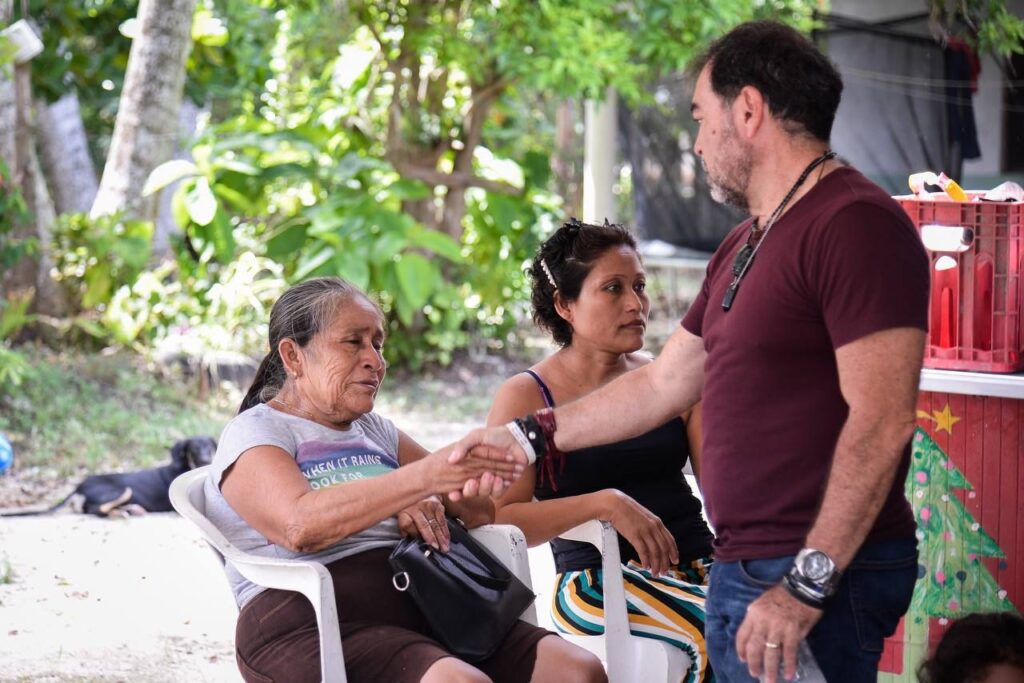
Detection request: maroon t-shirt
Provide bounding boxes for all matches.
[682,166,929,562]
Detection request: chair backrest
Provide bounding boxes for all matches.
[169,465,348,683]
[169,466,232,564]
[170,468,540,683]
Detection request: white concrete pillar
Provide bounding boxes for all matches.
[583,88,618,224]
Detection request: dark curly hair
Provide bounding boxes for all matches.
[690,20,843,142]
[918,612,1024,683]
[529,218,638,347]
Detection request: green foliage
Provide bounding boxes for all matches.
[0,290,35,342]
[145,120,533,367]
[185,0,280,115]
[0,345,34,390]
[25,0,137,166]
[24,0,831,369]
[0,347,231,474]
[931,0,1024,57]
[0,33,17,73]
[0,291,37,390]
[102,253,285,356]
[42,208,282,358]
[197,0,823,365]
[51,212,153,311]
[0,161,37,391]
[0,553,13,585]
[24,0,272,167]
[0,160,36,271]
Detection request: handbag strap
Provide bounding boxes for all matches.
[443,519,515,590]
[430,551,511,590]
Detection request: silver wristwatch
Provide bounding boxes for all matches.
[784,548,841,608]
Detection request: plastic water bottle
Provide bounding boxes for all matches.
[758,641,826,682]
[0,433,13,475]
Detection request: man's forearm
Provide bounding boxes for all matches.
[807,327,925,570]
[552,327,705,452]
[805,411,916,570]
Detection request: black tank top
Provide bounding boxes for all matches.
[524,370,715,573]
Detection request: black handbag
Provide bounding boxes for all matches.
[388,518,535,662]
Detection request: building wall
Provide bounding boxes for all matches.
[831,0,1023,185]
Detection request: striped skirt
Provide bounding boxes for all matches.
[551,557,714,683]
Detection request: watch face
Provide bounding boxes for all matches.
[801,551,834,582]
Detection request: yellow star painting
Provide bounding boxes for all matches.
[916,403,962,434]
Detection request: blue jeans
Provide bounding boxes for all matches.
[706,539,918,683]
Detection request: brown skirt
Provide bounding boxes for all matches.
[235,547,553,683]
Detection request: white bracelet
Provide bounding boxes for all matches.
[504,421,537,465]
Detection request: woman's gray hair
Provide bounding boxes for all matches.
[239,277,381,413]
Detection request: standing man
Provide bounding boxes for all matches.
[452,20,929,683]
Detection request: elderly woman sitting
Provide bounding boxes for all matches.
[204,277,605,683]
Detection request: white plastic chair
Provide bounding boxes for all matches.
[169,466,537,683]
[557,519,692,683]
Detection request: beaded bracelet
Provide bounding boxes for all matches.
[531,408,565,490]
[533,408,559,456]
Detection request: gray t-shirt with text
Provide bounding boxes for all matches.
[205,403,403,607]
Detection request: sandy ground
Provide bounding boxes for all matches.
[0,514,561,683]
[0,514,241,682]
[0,416,560,683]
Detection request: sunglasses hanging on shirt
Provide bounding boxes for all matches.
[721,150,836,311]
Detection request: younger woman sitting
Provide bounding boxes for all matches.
[487,220,715,682]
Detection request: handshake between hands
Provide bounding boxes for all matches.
[423,422,683,580]
[429,425,530,502]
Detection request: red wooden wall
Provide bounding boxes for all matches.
[879,390,1023,677]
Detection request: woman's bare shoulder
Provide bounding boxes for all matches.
[487,369,549,425]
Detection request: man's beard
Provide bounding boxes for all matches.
[703,128,752,212]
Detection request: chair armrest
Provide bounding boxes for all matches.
[170,469,347,683]
[558,519,695,681]
[469,524,539,626]
[559,518,611,549]
[557,520,631,639]
[230,553,346,683]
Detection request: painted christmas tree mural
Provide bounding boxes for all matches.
[907,427,1012,616]
[898,418,1016,677]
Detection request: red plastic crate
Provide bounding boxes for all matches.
[895,192,1024,373]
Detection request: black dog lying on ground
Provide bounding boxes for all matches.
[0,436,217,518]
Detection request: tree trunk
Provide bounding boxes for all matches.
[152,99,200,262]
[553,99,582,218]
[36,92,98,215]
[3,63,66,317]
[90,0,196,223]
[0,75,14,172]
[22,124,65,317]
[440,90,498,240]
[0,2,14,174]
[393,146,445,231]
[0,72,15,304]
